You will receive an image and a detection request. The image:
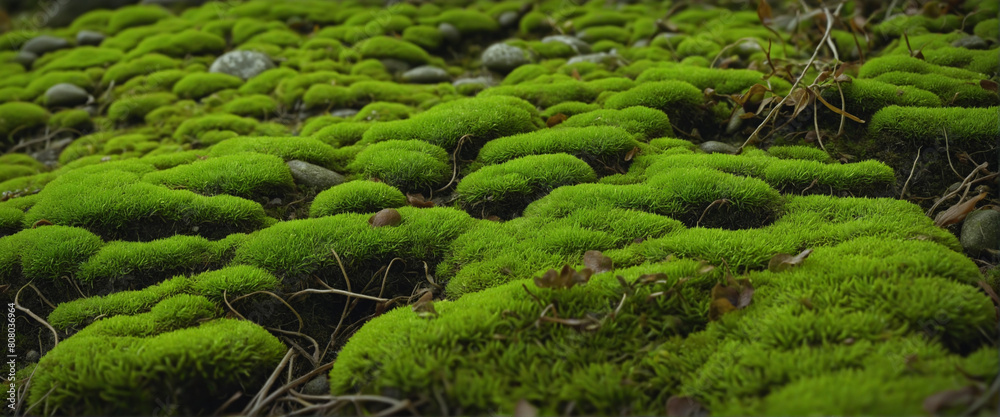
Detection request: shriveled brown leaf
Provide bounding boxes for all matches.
[709,275,754,320]
[411,291,437,318]
[923,385,979,414]
[406,193,434,208]
[583,250,614,273]
[513,399,538,417]
[570,68,581,81]
[535,264,593,289]
[369,208,401,227]
[666,395,706,417]
[546,113,568,128]
[934,192,986,227]
[815,93,865,123]
[768,248,813,272]
[756,0,773,26]
[625,146,640,162]
[980,79,999,93]
[32,219,52,228]
[784,87,815,120]
[732,84,770,112]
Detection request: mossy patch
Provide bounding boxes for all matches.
[0,102,49,140]
[142,153,294,198]
[310,180,407,217]
[348,139,450,192]
[172,72,244,100]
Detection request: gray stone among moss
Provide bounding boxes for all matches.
[402,66,450,84]
[542,35,591,54]
[22,35,69,55]
[961,208,1000,256]
[44,83,90,107]
[209,51,275,81]
[76,30,106,46]
[481,43,530,73]
[286,160,345,190]
[699,141,739,154]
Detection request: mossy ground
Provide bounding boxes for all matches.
[0,0,998,416]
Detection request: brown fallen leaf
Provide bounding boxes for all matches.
[534,264,592,290]
[32,219,52,228]
[369,208,401,227]
[768,248,813,272]
[546,113,568,128]
[756,0,773,26]
[406,193,434,208]
[923,385,980,415]
[934,192,986,227]
[624,146,640,162]
[666,395,706,417]
[411,290,437,318]
[708,275,754,321]
[980,79,999,93]
[570,68,581,81]
[583,250,614,273]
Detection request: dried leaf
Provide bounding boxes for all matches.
[980,79,999,93]
[534,265,593,289]
[666,395,706,417]
[583,250,614,273]
[625,146,640,162]
[732,84,770,112]
[406,193,434,208]
[411,291,437,318]
[834,74,852,83]
[32,219,52,228]
[923,385,979,414]
[546,113,568,128]
[709,275,754,320]
[570,68,581,81]
[369,208,402,227]
[815,93,865,123]
[756,0,773,26]
[815,70,831,84]
[513,399,538,417]
[784,88,814,120]
[934,192,987,227]
[768,249,813,272]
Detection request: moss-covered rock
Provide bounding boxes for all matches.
[310,180,407,217]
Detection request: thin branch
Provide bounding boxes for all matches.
[926,161,989,217]
[900,147,922,199]
[287,288,389,303]
[943,128,963,180]
[15,285,59,347]
[244,348,295,416]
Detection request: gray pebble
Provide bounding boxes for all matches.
[438,23,460,44]
[402,65,450,83]
[542,35,591,54]
[330,108,359,118]
[209,50,275,81]
[961,208,1000,256]
[76,30,106,46]
[952,35,989,50]
[287,160,345,190]
[301,375,329,396]
[22,35,69,55]
[453,76,495,88]
[44,83,90,108]
[498,11,520,28]
[13,50,36,68]
[699,141,739,155]
[379,58,411,75]
[567,51,622,66]
[481,43,530,73]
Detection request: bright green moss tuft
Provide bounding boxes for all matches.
[353,102,414,122]
[402,25,443,50]
[540,101,601,119]
[0,165,37,183]
[221,94,279,118]
[173,114,259,144]
[0,206,24,236]
[873,13,960,37]
[101,54,179,87]
[302,84,352,109]
[210,136,344,170]
[107,5,173,34]
[578,25,630,44]
[637,64,792,95]
[356,36,432,64]
[314,122,371,147]
[973,18,998,40]
[102,134,158,155]
[348,140,450,191]
[75,235,215,286]
[238,67,297,95]
[479,80,601,108]
[767,145,835,164]
[48,109,92,130]
[604,80,704,124]
[25,71,92,98]
[477,126,640,166]
[872,71,998,107]
[560,107,673,140]
[430,9,499,34]
[36,47,125,73]
[830,78,941,115]
[0,102,50,139]
[172,72,244,100]
[142,153,293,198]
[456,153,597,208]
[108,92,177,123]
[310,180,407,217]
[869,106,1000,145]
[127,29,226,59]
[0,225,103,284]
[858,55,985,80]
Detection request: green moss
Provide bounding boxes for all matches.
[0,102,49,139]
[361,96,540,150]
[221,94,279,118]
[973,18,998,40]
[356,36,432,65]
[302,84,352,109]
[578,25,630,44]
[67,9,114,32]
[353,102,414,122]
[126,29,227,59]
[560,107,673,140]
[314,122,372,147]
[102,134,158,155]
[36,47,125,73]
[871,71,998,107]
[0,87,30,102]
[101,54,179,87]
[28,317,284,416]
[430,9,499,34]
[171,114,258,145]
[457,153,597,209]
[0,225,103,284]
[767,146,834,164]
[348,140,450,191]
[108,92,177,123]
[140,149,209,170]
[921,47,999,76]
[23,164,273,240]
[402,25,443,50]
[299,115,343,136]
[107,5,173,34]
[637,64,792,95]
[310,180,407,217]
[873,13,961,37]
[0,153,44,170]
[540,101,601,119]
[478,126,639,168]
[869,105,1000,145]
[172,72,244,100]
[858,55,986,80]
[117,69,187,95]
[49,109,92,130]
[480,80,601,108]
[143,153,293,198]
[25,71,92,98]
[210,136,344,170]
[274,71,361,106]
[830,78,941,116]
[75,235,221,287]
[349,59,392,81]
[238,67,297,95]
[0,206,24,236]
[0,165,36,184]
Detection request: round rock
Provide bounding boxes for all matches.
[961,208,1000,256]
[13,51,36,68]
[498,11,520,28]
[952,35,989,50]
[330,108,359,118]
[22,35,69,55]
[286,160,345,190]
[76,30,106,46]
[481,43,531,73]
[380,58,411,75]
[44,83,90,108]
[699,141,739,155]
[301,375,329,396]
[567,51,621,66]
[438,23,461,44]
[209,51,275,81]
[402,65,450,84]
[542,35,592,54]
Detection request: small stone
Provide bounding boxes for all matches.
[567,51,622,66]
[26,350,40,363]
[498,11,520,28]
[44,83,90,108]
[379,58,411,75]
[209,51,275,81]
[542,35,591,54]
[481,43,531,73]
[76,30,106,46]
[632,39,650,48]
[961,208,1000,256]
[22,35,69,55]
[369,208,402,227]
[330,108,359,118]
[402,65,450,84]
[13,51,36,68]
[438,23,461,44]
[736,40,763,56]
[699,141,739,155]
[726,107,746,135]
[453,76,495,88]
[286,160,345,190]
[301,375,329,396]
[952,35,989,50]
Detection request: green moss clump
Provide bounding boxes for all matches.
[637,64,792,95]
[356,36,433,64]
[348,140,450,191]
[0,225,103,284]
[108,92,177,123]
[74,235,219,287]
[402,25,443,50]
[302,84,352,109]
[25,71,92,99]
[239,67,297,95]
[310,180,407,217]
[767,145,835,164]
[457,153,597,209]
[314,122,371,147]
[873,13,961,37]
[540,101,601,119]
[858,55,985,80]
[0,102,50,139]
[49,109,92,130]
[479,80,601,108]
[143,153,293,198]
[299,115,343,137]
[973,18,998,40]
[102,134,158,155]
[830,78,941,116]
[172,72,244,100]
[560,107,673,140]
[430,9,499,34]
[173,114,259,144]
[127,29,227,59]
[210,136,344,170]
[107,5,173,34]
[221,94,279,118]
[872,71,998,107]
[578,25,630,44]
[28,317,285,416]
[101,54,179,87]
[603,80,704,125]
[478,126,640,168]
[0,206,24,236]
[869,105,1000,145]
[353,102,414,122]
[36,47,125,73]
